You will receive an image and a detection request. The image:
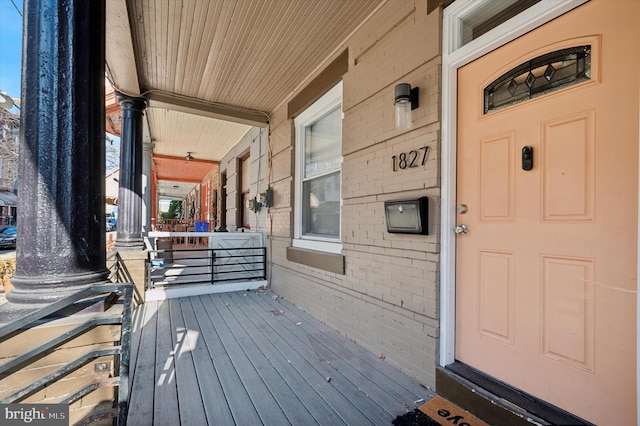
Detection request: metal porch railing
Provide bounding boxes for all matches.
[147,247,267,289]
[108,251,135,285]
[0,283,134,425]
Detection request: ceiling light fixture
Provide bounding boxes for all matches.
[185,152,194,161]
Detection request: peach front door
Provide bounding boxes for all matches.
[455,1,638,424]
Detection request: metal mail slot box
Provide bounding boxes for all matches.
[384,197,428,234]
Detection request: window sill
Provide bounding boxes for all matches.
[292,238,341,254]
[286,246,345,275]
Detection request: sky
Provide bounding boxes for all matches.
[0,0,23,105]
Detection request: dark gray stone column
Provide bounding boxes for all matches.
[115,94,147,250]
[7,0,108,305]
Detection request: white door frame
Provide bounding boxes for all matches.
[440,1,638,421]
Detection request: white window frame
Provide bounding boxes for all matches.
[293,81,343,254]
[439,0,588,367]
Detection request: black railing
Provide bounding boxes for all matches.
[147,247,267,289]
[108,251,143,306]
[108,251,134,284]
[0,283,134,426]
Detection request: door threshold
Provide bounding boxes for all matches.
[436,362,595,426]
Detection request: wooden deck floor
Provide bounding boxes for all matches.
[127,289,435,425]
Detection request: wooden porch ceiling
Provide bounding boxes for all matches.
[105,0,385,164]
[154,155,218,200]
[154,155,217,183]
[153,155,218,183]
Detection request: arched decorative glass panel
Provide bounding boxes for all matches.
[484,45,591,113]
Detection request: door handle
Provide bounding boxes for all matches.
[455,224,469,235]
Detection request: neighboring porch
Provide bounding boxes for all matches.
[143,232,268,301]
[128,290,434,425]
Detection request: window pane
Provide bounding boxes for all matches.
[303,171,340,237]
[305,106,341,179]
[484,45,591,113]
[460,0,541,46]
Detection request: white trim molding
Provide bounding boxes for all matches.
[146,281,267,301]
[439,0,589,367]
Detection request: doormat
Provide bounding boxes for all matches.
[392,396,489,426]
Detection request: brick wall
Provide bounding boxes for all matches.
[262,0,443,387]
[219,128,269,232]
[202,165,220,225]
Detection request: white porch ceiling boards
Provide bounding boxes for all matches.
[156,180,199,200]
[147,108,251,161]
[105,0,383,161]
[127,0,381,113]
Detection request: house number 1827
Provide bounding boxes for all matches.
[392,146,429,171]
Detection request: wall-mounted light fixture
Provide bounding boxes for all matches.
[394,83,419,130]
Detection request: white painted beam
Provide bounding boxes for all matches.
[146,91,269,128]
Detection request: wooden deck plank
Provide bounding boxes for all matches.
[262,293,431,407]
[246,291,436,415]
[128,301,145,381]
[225,292,380,425]
[128,302,159,426]
[179,298,235,425]
[206,293,324,425]
[233,291,398,423]
[153,301,180,425]
[189,296,263,425]
[311,330,428,404]
[129,290,437,425]
[214,292,346,426]
[201,293,292,425]
[168,299,208,425]
[264,292,434,399]
[221,292,356,423]
[275,320,412,416]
